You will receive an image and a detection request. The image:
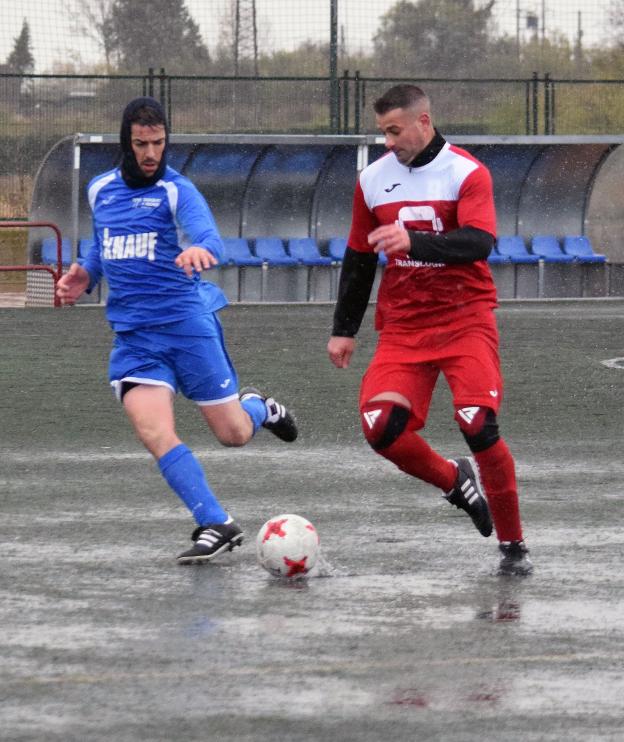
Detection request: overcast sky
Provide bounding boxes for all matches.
[0,0,613,73]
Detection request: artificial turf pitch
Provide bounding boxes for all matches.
[1,301,624,741]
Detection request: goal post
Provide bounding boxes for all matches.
[0,221,64,307]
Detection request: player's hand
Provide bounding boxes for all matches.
[368,224,410,257]
[175,246,218,277]
[56,263,90,305]
[327,336,356,369]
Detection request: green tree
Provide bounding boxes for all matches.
[373,0,495,77]
[5,18,34,74]
[109,0,210,74]
[260,42,329,77]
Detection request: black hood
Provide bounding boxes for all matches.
[119,96,169,189]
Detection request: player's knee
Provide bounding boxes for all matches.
[213,424,251,447]
[132,422,178,459]
[454,406,499,452]
[361,399,410,451]
[209,413,254,447]
[200,402,254,447]
[217,430,250,448]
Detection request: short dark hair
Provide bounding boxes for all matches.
[128,103,166,128]
[373,84,429,115]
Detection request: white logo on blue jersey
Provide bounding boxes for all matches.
[131,197,162,209]
[102,227,157,261]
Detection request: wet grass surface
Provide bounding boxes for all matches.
[1,301,624,741]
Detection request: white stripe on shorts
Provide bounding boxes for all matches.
[195,392,240,407]
[110,377,176,402]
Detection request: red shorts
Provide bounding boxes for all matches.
[359,311,503,430]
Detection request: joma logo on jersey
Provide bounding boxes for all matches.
[102,227,157,261]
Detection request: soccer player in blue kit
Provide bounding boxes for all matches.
[56,97,297,564]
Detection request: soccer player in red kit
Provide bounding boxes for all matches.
[327,84,532,576]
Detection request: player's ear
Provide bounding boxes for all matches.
[418,111,431,127]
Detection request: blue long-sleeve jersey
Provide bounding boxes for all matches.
[82,165,228,332]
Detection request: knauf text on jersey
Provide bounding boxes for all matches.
[102,227,157,261]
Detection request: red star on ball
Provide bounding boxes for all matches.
[262,518,288,543]
[283,556,308,577]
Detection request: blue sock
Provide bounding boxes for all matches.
[241,395,267,435]
[158,443,227,526]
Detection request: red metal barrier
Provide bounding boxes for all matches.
[0,221,64,307]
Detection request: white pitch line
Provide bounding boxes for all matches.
[601,357,624,369]
[4,447,624,478]
[5,651,621,688]
[3,447,308,463]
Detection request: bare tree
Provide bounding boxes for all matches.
[609,0,624,47]
[65,0,117,72]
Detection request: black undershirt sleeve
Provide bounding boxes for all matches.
[331,228,494,337]
[331,247,378,337]
[408,226,495,263]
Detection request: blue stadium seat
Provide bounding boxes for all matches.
[41,237,71,265]
[287,238,333,266]
[328,237,347,262]
[326,237,388,265]
[496,235,539,264]
[254,237,298,266]
[562,235,606,263]
[221,237,263,266]
[487,245,509,264]
[531,235,574,263]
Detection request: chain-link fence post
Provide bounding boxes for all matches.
[329,0,339,132]
[532,71,539,135]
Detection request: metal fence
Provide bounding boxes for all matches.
[2,68,624,219]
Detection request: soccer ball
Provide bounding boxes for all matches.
[256,513,320,578]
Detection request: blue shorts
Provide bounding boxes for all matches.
[109,314,239,405]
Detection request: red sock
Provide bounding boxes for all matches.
[474,438,524,542]
[380,430,457,492]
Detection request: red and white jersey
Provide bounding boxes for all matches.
[348,142,498,331]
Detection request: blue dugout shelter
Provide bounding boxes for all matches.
[27,133,624,301]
